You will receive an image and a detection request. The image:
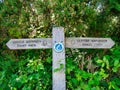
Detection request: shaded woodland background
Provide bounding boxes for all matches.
[0,0,120,90]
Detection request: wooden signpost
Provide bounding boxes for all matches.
[6,27,115,90]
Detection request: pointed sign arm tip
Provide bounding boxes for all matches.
[110,38,115,48]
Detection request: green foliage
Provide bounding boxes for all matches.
[66,46,120,90]
[108,0,120,11]
[0,50,52,90]
[0,0,120,90]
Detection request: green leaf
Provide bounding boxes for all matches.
[46,57,52,64]
[106,59,110,69]
[72,78,78,85]
[67,76,71,80]
[115,3,120,11]
[114,60,119,66]
[91,87,100,90]
[88,79,94,85]
[96,59,103,64]
[103,55,110,61]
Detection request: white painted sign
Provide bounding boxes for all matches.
[66,37,115,49]
[6,38,52,49]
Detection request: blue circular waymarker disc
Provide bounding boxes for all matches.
[54,43,64,52]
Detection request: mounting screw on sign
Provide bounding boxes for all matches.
[54,42,64,53]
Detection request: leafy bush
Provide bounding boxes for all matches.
[0,0,120,90]
[0,50,52,90]
[66,46,120,90]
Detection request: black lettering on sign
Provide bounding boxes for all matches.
[99,40,107,42]
[91,40,97,42]
[81,39,89,42]
[94,43,102,47]
[13,41,24,44]
[26,40,41,43]
[77,39,90,42]
[91,39,107,42]
[82,43,92,46]
[28,44,36,47]
[17,44,26,47]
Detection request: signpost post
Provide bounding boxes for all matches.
[6,27,115,90]
[52,27,66,90]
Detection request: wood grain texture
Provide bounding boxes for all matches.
[65,37,115,49]
[6,37,115,50]
[6,38,52,49]
[6,27,115,90]
[52,27,66,90]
